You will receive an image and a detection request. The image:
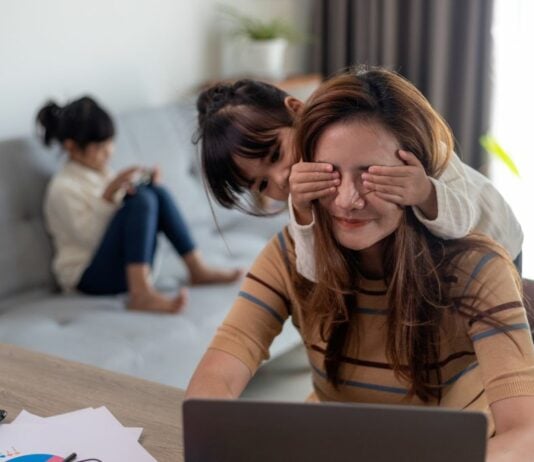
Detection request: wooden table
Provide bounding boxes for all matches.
[0,343,185,461]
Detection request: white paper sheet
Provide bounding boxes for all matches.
[0,407,154,461]
[13,408,143,441]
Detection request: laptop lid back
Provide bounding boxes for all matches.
[183,399,487,462]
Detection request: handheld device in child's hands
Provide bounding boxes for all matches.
[132,169,154,187]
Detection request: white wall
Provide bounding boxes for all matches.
[0,0,313,140]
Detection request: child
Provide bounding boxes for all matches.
[38,96,240,313]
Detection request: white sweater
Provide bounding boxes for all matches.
[289,152,523,282]
[44,161,119,291]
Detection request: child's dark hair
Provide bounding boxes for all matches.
[194,79,294,214]
[36,96,115,150]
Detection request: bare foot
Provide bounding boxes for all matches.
[190,266,243,286]
[128,288,188,313]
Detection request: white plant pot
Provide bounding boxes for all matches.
[240,38,288,81]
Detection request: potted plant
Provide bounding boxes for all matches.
[220,5,301,81]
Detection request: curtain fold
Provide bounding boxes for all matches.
[316,0,494,170]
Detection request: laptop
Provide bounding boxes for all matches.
[183,399,487,462]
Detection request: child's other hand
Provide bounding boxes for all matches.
[151,165,162,184]
[361,150,435,214]
[103,166,142,202]
[289,161,339,225]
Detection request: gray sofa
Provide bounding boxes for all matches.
[0,100,300,389]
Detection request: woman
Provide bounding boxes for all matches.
[195,77,523,280]
[187,68,534,460]
[38,96,240,313]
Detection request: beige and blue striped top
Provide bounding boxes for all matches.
[209,228,534,436]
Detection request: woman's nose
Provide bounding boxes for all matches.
[335,178,364,210]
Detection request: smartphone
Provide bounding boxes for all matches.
[133,169,154,187]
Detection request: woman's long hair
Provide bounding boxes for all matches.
[293,66,521,402]
[194,79,295,214]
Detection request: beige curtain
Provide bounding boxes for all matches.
[314,0,494,169]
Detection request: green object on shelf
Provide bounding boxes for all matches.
[219,4,303,42]
[480,134,520,177]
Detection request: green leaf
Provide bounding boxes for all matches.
[217,3,304,42]
[480,135,520,177]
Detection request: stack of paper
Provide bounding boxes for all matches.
[0,407,156,461]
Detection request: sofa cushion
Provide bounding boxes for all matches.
[0,286,300,389]
[113,103,214,226]
[0,137,59,298]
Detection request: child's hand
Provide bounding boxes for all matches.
[361,150,437,219]
[289,161,339,225]
[103,166,142,203]
[151,165,162,184]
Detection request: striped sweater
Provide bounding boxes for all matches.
[209,228,534,437]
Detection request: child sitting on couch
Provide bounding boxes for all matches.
[37,96,240,313]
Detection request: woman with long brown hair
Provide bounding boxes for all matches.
[187,68,534,460]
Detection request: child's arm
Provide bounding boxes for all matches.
[288,194,317,282]
[287,161,339,282]
[46,182,118,250]
[362,150,477,239]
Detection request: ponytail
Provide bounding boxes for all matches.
[36,101,63,146]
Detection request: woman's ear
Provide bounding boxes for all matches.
[284,96,304,116]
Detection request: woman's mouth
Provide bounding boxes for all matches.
[333,216,372,229]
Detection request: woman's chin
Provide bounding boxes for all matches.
[334,232,376,251]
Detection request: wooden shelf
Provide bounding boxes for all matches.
[273,73,322,100]
[199,73,322,101]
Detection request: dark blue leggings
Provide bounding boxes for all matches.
[77,184,195,295]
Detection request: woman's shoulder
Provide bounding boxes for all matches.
[248,227,297,276]
[445,235,518,290]
[245,226,297,294]
[263,226,296,262]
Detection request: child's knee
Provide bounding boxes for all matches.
[125,187,158,213]
[151,184,170,197]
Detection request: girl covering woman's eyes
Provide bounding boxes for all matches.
[194,73,524,285]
